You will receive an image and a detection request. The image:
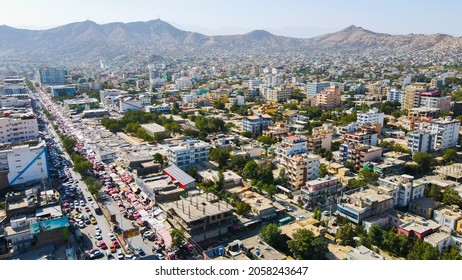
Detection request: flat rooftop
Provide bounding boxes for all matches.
[347,245,385,260]
[165,193,234,223]
[240,235,286,260]
[424,232,450,245]
[436,164,462,179]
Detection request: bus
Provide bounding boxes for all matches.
[278,216,292,226]
[75,229,83,242]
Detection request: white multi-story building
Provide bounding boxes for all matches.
[248,80,263,90]
[174,77,192,90]
[420,95,451,112]
[0,140,49,186]
[275,135,307,158]
[387,88,403,103]
[119,97,143,112]
[0,112,39,144]
[357,108,384,127]
[167,140,210,170]
[307,82,330,97]
[260,86,292,102]
[430,117,460,150]
[407,130,435,154]
[378,175,426,207]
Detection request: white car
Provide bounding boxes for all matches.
[80,200,85,207]
[95,233,103,240]
[108,233,116,241]
[322,211,331,216]
[95,226,102,234]
[78,221,85,228]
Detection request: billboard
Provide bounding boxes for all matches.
[30,216,70,235]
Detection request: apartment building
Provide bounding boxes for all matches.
[0,111,39,144]
[301,176,341,208]
[402,83,429,110]
[165,193,235,244]
[377,175,426,207]
[306,81,330,97]
[387,88,403,103]
[433,205,462,232]
[0,140,49,188]
[316,85,341,110]
[407,130,435,154]
[336,188,394,224]
[260,86,292,102]
[37,67,67,86]
[284,153,320,189]
[429,117,461,150]
[242,114,273,136]
[339,143,382,169]
[345,124,379,146]
[357,108,384,127]
[275,135,307,158]
[306,123,334,152]
[167,140,210,170]
[420,91,451,112]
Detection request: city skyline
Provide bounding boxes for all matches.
[3,0,462,38]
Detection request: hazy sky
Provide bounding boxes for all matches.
[3,0,462,38]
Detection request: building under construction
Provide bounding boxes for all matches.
[165,192,235,245]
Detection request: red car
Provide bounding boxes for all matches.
[113,240,121,248]
[100,241,108,250]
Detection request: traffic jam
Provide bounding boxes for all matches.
[35,89,173,260]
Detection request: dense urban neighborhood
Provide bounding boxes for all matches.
[2,20,462,261]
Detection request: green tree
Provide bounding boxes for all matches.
[343,161,356,172]
[209,148,230,169]
[424,184,442,201]
[235,201,251,215]
[407,239,439,260]
[242,160,258,179]
[319,164,328,178]
[413,152,436,174]
[62,136,77,155]
[213,100,226,110]
[275,168,288,188]
[442,188,462,207]
[313,207,322,221]
[442,149,458,165]
[171,228,185,248]
[260,224,289,253]
[258,162,274,185]
[257,135,277,145]
[228,155,247,173]
[368,224,384,247]
[288,229,328,260]
[440,246,462,260]
[336,223,357,247]
[241,130,253,138]
[153,153,164,166]
[186,166,198,179]
[358,169,380,185]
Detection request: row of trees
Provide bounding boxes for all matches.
[337,223,461,260]
[260,224,328,260]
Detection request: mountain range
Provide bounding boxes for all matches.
[1,19,461,63]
